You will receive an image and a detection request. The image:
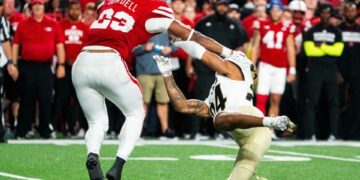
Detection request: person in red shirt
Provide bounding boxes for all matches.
[54,1,88,136]
[3,0,25,32]
[73,0,235,179]
[251,0,296,134]
[11,0,65,139]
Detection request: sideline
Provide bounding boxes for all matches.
[0,171,41,180]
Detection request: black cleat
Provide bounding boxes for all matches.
[86,153,104,180]
[106,157,126,180]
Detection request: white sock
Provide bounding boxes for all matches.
[85,121,109,155]
[116,109,145,160]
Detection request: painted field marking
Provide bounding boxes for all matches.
[203,143,360,163]
[0,171,41,180]
[189,154,311,162]
[102,157,178,161]
[8,139,360,148]
[268,150,360,163]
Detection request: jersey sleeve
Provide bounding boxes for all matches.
[54,22,65,44]
[252,20,261,30]
[12,20,23,44]
[143,1,175,34]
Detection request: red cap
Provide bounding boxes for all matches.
[31,0,45,4]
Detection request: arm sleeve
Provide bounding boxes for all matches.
[55,22,65,44]
[13,21,22,44]
[304,41,325,57]
[144,1,175,34]
[320,28,344,57]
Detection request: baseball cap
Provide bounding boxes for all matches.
[268,0,284,11]
[317,3,333,13]
[289,0,307,12]
[216,0,229,6]
[229,3,240,12]
[31,0,45,4]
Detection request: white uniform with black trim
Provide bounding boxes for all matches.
[205,52,255,118]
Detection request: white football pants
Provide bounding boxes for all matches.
[72,45,145,160]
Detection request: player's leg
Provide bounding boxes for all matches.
[72,52,110,180]
[137,74,155,118]
[228,106,272,180]
[97,54,145,179]
[256,62,271,115]
[268,66,287,116]
[303,63,323,139]
[324,67,339,139]
[155,75,171,135]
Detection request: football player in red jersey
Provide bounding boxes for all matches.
[71,0,235,179]
[250,0,296,138]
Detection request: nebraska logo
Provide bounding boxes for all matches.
[44,27,53,32]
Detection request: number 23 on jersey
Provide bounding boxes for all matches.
[90,8,135,32]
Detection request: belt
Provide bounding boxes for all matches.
[81,49,117,53]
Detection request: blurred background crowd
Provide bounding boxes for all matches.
[0,0,359,142]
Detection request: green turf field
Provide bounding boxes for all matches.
[0,140,359,180]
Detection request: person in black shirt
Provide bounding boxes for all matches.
[303,3,344,140]
[338,2,360,140]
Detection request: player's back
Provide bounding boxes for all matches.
[85,0,173,60]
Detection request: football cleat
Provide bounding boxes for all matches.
[86,153,104,180]
[106,157,126,180]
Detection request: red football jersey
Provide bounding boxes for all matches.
[60,19,89,64]
[253,19,295,68]
[85,0,174,60]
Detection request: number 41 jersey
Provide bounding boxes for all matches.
[205,54,255,118]
[253,19,295,68]
[85,0,174,60]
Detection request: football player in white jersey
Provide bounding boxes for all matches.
[153,41,295,180]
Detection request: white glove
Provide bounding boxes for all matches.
[153,55,173,77]
[263,116,290,131]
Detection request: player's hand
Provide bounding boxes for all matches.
[7,64,19,81]
[144,42,155,52]
[287,74,296,83]
[153,55,172,77]
[161,46,172,56]
[56,65,65,79]
[263,116,296,133]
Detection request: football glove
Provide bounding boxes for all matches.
[153,55,172,77]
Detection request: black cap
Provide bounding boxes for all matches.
[216,0,229,6]
[318,3,333,13]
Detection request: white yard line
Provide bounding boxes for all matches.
[8,139,360,147]
[102,157,178,161]
[267,149,360,163]
[205,143,360,163]
[0,171,41,180]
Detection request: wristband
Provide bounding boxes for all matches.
[289,67,296,75]
[221,47,232,58]
[187,29,195,41]
[7,59,13,65]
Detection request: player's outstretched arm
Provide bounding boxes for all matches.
[153,55,210,118]
[167,20,232,58]
[174,41,245,81]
